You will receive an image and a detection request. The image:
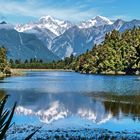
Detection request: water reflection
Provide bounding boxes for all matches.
[0,72,140,131]
[104,100,140,121]
[87,92,140,120]
[0,89,6,99]
[5,89,140,128]
[12,92,140,124]
[5,90,111,124]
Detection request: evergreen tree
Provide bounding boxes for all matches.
[70,27,140,74]
[0,47,8,72]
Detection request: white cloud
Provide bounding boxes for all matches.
[111,15,131,21]
[0,0,100,22]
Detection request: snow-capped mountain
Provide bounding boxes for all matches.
[51,19,140,58]
[51,26,88,58]
[79,15,113,28]
[15,15,73,36]
[39,16,73,36]
[2,16,140,60]
[15,16,73,52]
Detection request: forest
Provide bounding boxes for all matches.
[1,27,140,75]
[0,47,11,76]
[68,28,140,74]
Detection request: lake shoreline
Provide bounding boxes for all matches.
[1,68,139,80]
[11,68,140,76]
[9,68,74,77]
[79,70,140,76]
[1,69,74,78]
[11,68,74,72]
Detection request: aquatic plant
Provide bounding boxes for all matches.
[0,95,15,139]
[0,95,38,140]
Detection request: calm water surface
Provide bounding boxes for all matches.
[0,71,140,131]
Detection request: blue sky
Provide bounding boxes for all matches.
[0,0,139,24]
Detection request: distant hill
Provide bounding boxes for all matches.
[0,28,59,62]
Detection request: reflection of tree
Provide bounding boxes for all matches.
[0,89,6,99]
[88,92,140,121]
[104,100,140,120]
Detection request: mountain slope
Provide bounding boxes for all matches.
[22,26,57,50]
[51,26,89,58]
[119,19,140,32]
[50,19,140,58]
[0,28,59,62]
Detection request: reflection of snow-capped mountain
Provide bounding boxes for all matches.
[78,108,112,124]
[16,101,69,124]
[15,101,112,125]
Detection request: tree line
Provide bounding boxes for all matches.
[1,27,140,75]
[0,46,11,75]
[9,55,75,69]
[68,28,140,74]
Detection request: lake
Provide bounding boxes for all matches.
[0,71,140,131]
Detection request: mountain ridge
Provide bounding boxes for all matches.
[1,15,140,60]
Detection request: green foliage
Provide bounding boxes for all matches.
[9,27,140,74]
[10,54,77,70]
[10,58,46,69]
[71,28,140,74]
[0,46,11,76]
[0,47,10,75]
